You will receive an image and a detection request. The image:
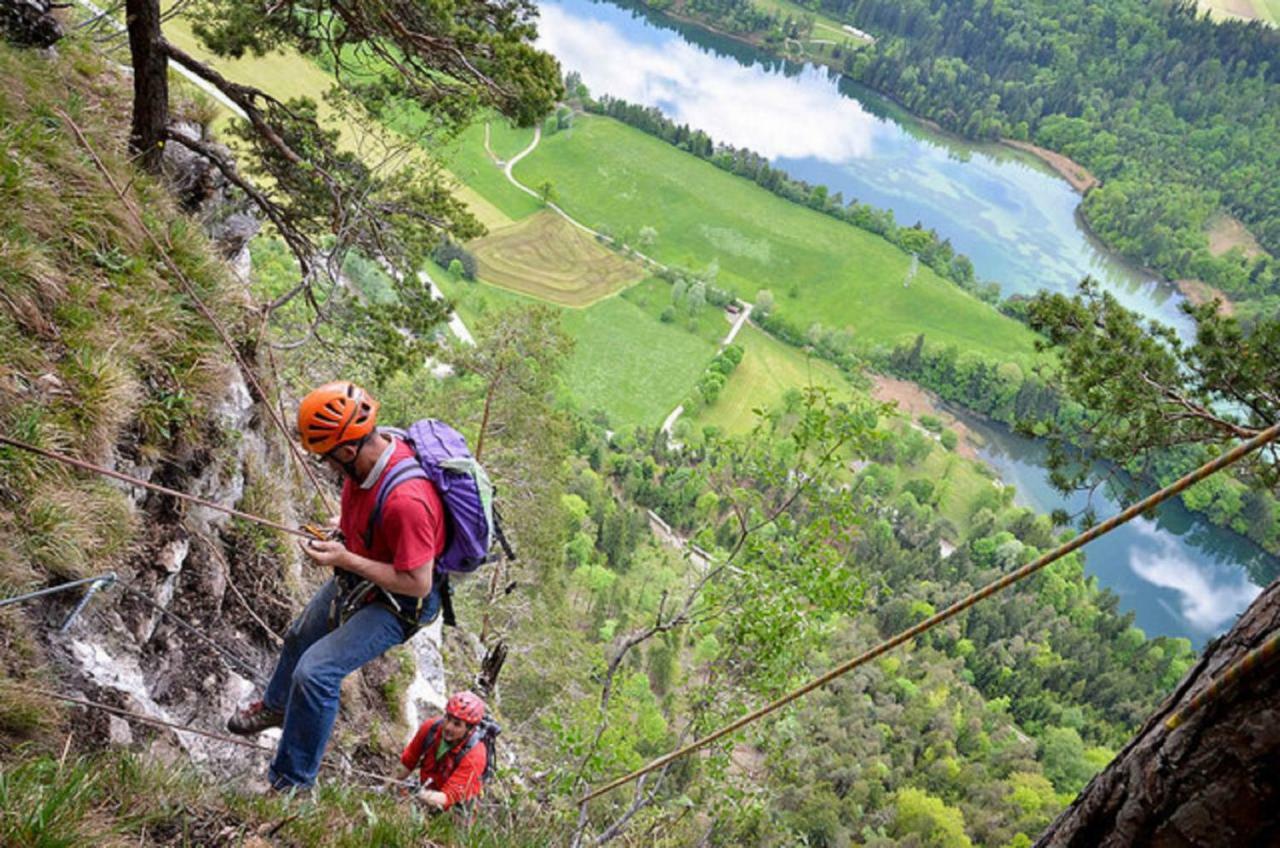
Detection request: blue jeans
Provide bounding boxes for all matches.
[263,577,440,788]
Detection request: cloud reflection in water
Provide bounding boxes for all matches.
[537,3,880,162]
[1128,522,1261,635]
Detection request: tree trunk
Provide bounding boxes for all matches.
[124,0,168,171]
[1036,579,1280,847]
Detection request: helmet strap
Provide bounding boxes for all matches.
[331,434,369,480]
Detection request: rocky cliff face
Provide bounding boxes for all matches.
[40,297,447,787]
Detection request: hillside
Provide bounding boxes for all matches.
[3,6,1280,848]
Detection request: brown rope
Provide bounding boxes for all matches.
[53,106,337,519]
[0,435,311,540]
[581,420,1280,804]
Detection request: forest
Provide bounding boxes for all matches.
[536,388,1197,845]
[653,0,1280,308]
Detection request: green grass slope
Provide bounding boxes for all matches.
[436,270,715,428]
[515,115,1039,360]
[693,324,857,435]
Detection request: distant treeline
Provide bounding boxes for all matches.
[584,94,997,302]
[661,0,1280,306]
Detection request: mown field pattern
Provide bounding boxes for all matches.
[515,116,1039,360]
[470,211,647,306]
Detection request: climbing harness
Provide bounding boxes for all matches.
[580,419,1280,804]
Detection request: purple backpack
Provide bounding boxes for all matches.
[366,420,513,574]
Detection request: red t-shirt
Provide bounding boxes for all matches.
[339,438,444,573]
[401,717,487,809]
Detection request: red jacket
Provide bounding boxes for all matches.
[401,717,487,809]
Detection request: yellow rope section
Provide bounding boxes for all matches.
[1166,628,1280,729]
[581,421,1280,804]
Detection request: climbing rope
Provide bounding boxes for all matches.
[1,569,271,686]
[1166,627,1280,729]
[53,107,337,520]
[116,581,269,687]
[580,420,1280,804]
[8,684,404,789]
[0,435,313,541]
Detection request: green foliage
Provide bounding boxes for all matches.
[1026,282,1280,558]
[890,787,973,847]
[0,41,232,596]
[814,0,1280,298]
[1038,727,1098,793]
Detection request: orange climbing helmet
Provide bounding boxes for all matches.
[445,690,487,725]
[296,381,379,455]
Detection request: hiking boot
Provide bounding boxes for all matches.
[227,700,284,735]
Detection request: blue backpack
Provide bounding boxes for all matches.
[367,420,515,574]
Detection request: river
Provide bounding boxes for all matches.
[536,0,1194,335]
[534,0,1274,645]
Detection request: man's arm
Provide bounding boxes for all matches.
[300,541,433,597]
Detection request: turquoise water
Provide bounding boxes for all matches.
[533,0,1274,644]
[537,0,1192,335]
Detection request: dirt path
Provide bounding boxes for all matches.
[494,124,670,275]
[869,374,980,460]
[721,303,753,348]
[661,302,755,437]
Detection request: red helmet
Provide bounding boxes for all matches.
[296,381,379,455]
[445,691,486,724]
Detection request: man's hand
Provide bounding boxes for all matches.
[417,788,448,810]
[299,538,349,570]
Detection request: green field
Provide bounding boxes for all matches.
[749,0,862,42]
[692,324,857,435]
[1198,0,1280,23]
[514,115,1039,361]
[435,271,716,429]
[486,121,537,163]
[470,211,647,306]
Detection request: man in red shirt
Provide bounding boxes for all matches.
[397,690,490,811]
[226,381,445,791]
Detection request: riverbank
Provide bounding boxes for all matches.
[869,373,980,460]
[1174,278,1237,316]
[1000,139,1099,193]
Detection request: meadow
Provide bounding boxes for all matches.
[469,211,646,306]
[514,115,1040,361]
[435,270,716,428]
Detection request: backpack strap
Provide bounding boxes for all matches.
[440,726,484,785]
[409,717,445,775]
[365,456,429,550]
[491,503,517,561]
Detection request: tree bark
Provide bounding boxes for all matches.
[1036,579,1280,847]
[125,0,168,171]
